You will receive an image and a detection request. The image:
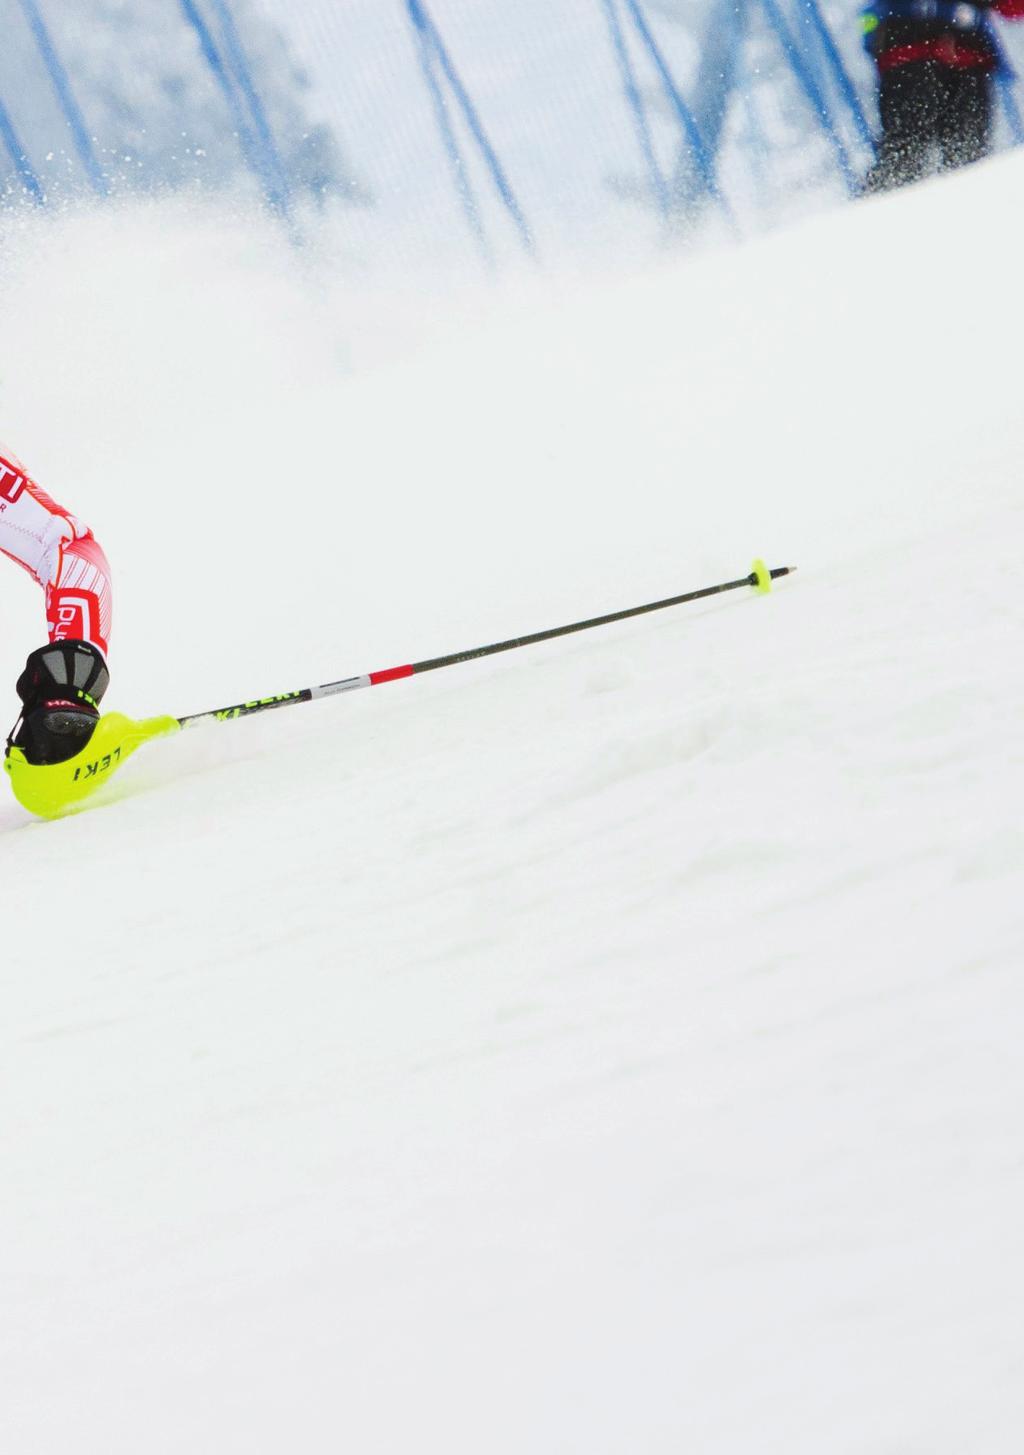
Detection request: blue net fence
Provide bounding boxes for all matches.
[1,0,1022,261]
[0,0,356,209]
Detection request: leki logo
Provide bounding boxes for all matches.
[72,748,122,783]
[0,463,27,504]
[215,694,301,721]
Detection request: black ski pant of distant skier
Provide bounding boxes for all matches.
[865,62,993,192]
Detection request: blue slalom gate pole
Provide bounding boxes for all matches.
[178,0,289,214]
[206,0,292,211]
[990,29,1024,147]
[17,0,108,195]
[794,0,877,155]
[408,0,491,260]
[408,0,534,257]
[997,70,1024,145]
[0,92,44,203]
[759,0,860,194]
[622,0,733,223]
[673,0,748,214]
[600,0,672,220]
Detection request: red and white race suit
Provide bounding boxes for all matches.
[0,443,111,658]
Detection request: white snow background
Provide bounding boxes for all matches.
[1,152,1024,1451]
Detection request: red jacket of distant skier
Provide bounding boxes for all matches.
[866,0,1024,73]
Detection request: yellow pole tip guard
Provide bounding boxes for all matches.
[751,558,772,594]
[5,711,180,820]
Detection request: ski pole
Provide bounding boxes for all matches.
[178,560,795,729]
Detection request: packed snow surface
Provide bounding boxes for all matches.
[2,159,1024,1453]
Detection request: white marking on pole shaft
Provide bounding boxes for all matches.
[311,676,371,699]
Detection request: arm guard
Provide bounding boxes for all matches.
[0,445,112,657]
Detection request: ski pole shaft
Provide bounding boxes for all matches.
[177,562,795,729]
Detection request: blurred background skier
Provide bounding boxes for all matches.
[862,0,1024,191]
[1,443,112,766]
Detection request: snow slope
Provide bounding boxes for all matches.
[2,157,1024,1453]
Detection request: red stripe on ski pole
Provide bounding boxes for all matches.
[369,664,416,686]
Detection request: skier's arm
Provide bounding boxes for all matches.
[2,445,113,766]
[0,446,112,657]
